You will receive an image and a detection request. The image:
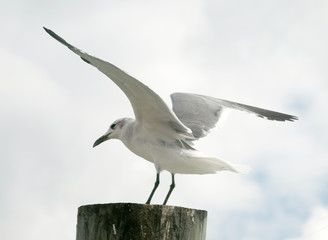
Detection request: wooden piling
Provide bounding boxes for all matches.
[76,203,207,240]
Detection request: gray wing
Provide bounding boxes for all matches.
[171,92,298,139]
[44,27,193,140]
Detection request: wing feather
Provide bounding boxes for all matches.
[44,27,193,139]
[171,92,298,139]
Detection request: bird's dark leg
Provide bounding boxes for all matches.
[163,173,175,205]
[146,173,160,204]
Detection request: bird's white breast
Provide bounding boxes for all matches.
[119,121,182,168]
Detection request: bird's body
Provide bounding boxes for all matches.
[99,117,248,175]
[44,27,298,205]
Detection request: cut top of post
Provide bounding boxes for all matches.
[76,203,207,240]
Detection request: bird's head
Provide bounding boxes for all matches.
[93,118,130,148]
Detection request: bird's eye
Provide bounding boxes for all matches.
[110,123,117,129]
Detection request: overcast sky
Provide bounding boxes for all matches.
[1,0,328,239]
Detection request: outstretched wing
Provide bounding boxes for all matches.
[171,92,298,139]
[44,27,193,139]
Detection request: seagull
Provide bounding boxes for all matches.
[44,27,298,205]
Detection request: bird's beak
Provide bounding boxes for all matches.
[93,134,110,148]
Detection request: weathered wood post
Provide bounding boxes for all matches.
[76,203,207,240]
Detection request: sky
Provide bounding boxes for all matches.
[1,0,328,239]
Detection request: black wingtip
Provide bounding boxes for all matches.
[43,26,54,37]
[43,27,69,46]
[280,113,299,122]
[43,27,92,65]
[265,113,299,122]
[43,27,53,37]
[289,115,299,122]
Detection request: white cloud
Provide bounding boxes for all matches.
[1,0,328,240]
[290,206,328,240]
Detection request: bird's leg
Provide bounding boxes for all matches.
[146,173,160,204]
[163,173,175,205]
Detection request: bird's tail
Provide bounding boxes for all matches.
[200,156,251,174]
[175,151,251,174]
